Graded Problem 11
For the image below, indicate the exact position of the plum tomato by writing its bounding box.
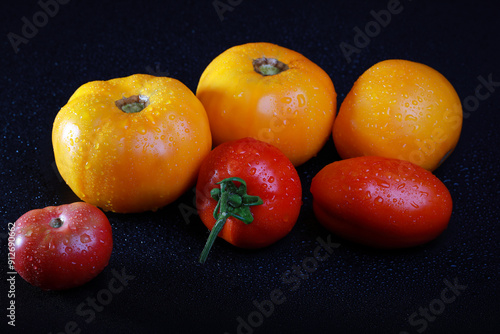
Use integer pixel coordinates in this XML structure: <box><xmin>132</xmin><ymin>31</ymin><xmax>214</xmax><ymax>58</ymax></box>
<box><xmin>310</xmin><ymin>156</ymin><xmax>452</xmax><ymax>248</ymax></box>
<box><xmin>196</xmin><ymin>137</ymin><xmax>302</xmax><ymax>263</ymax></box>
<box><xmin>13</xmin><ymin>202</ymin><xmax>113</xmax><ymax>290</ymax></box>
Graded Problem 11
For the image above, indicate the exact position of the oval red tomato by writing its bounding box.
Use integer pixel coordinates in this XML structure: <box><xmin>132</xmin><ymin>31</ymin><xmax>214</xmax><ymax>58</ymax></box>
<box><xmin>310</xmin><ymin>156</ymin><xmax>452</xmax><ymax>248</ymax></box>
<box><xmin>13</xmin><ymin>202</ymin><xmax>113</xmax><ymax>290</ymax></box>
<box><xmin>196</xmin><ymin>137</ymin><xmax>302</xmax><ymax>262</ymax></box>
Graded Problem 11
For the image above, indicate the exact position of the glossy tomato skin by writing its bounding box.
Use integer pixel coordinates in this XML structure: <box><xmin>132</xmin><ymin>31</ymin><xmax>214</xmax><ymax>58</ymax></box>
<box><xmin>53</xmin><ymin>74</ymin><xmax>212</xmax><ymax>213</ymax></box>
<box><xmin>310</xmin><ymin>156</ymin><xmax>452</xmax><ymax>248</ymax></box>
<box><xmin>333</xmin><ymin>59</ymin><xmax>462</xmax><ymax>171</ymax></box>
<box><xmin>13</xmin><ymin>202</ymin><xmax>113</xmax><ymax>290</ymax></box>
<box><xmin>196</xmin><ymin>137</ymin><xmax>302</xmax><ymax>248</ymax></box>
<box><xmin>196</xmin><ymin>42</ymin><xmax>336</xmax><ymax>166</ymax></box>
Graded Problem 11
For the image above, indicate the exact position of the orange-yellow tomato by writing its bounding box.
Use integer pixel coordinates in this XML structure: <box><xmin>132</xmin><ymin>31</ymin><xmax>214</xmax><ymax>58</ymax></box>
<box><xmin>333</xmin><ymin>59</ymin><xmax>462</xmax><ymax>171</ymax></box>
<box><xmin>196</xmin><ymin>42</ymin><xmax>336</xmax><ymax>166</ymax></box>
<box><xmin>52</xmin><ymin>74</ymin><xmax>212</xmax><ymax>213</ymax></box>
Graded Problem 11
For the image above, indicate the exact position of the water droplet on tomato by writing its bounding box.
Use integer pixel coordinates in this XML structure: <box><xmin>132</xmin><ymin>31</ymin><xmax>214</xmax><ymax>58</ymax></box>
<box><xmin>410</xmin><ymin>202</ymin><xmax>420</xmax><ymax>208</ymax></box>
<box><xmin>66</xmin><ymin>247</ymin><xmax>73</xmax><ymax>253</ymax></box>
<box><xmin>268</xmin><ymin>176</ymin><xmax>275</xmax><ymax>183</ymax></box>
<box><xmin>374</xmin><ymin>196</ymin><xmax>384</xmax><ymax>205</ymax></box>
<box><xmin>379</xmin><ymin>181</ymin><xmax>390</xmax><ymax>188</ymax></box>
<box><xmin>80</xmin><ymin>234</ymin><xmax>91</xmax><ymax>244</ymax></box>
<box><xmin>249</xmin><ymin>168</ymin><xmax>256</xmax><ymax>175</ymax></box>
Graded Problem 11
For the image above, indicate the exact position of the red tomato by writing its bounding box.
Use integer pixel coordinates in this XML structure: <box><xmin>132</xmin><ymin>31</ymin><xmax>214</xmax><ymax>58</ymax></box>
<box><xmin>196</xmin><ymin>137</ymin><xmax>302</xmax><ymax>263</ymax></box>
<box><xmin>13</xmin><ymin>202</ymin><xmax>113</xmax><ymax>290</ymax></box>
<box><xmin>310</xmin><ymin>156</ymin><xmax>452</xmax><ymax>248</ymax></box>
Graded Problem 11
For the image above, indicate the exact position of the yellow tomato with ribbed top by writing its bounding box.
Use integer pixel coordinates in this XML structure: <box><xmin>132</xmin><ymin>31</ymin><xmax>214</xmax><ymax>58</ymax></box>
<box><xmin>52</xmin><ymin>74</ymin><xmax>212</xmax><ymax>213</ymax></box>
<box><xmin>196</xmin><ymin>42</ymin><xmax>336</xmax><ymax>166</ymax></box>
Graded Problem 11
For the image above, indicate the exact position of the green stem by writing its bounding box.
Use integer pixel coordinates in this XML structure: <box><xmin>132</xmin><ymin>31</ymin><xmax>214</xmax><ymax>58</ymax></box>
<box><xmin>199</xmin><ymin>213</ymin><xmax>228</xmax><ymax>264</ymax></box>
<box><xmin>199</xmin><ymin>177</ymin><xmax>263</xmax><ymax>264</ymax></box>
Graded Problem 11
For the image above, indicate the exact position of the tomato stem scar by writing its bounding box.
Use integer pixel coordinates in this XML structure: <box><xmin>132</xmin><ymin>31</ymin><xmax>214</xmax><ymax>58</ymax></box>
<box><xmin>199</xmin><ymin>177</ymin><xmax>263</xmax><ymax>264</ymax></box>
<box><xmin>253</xmin><ymin>57</ymin><xmax>289</xmax><ymax>76</ymax></box>
<box><xmin>49</xmin><ymin>217</ymin><xmax>64</xmax><ymax>228</ymax></box>
<box><xmin>115</xmin><ymin>95</ymin><xmax>149</xmax><ymax>113</ymax></box>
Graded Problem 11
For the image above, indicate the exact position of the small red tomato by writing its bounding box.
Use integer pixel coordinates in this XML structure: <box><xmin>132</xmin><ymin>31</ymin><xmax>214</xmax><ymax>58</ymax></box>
<box><xmin>13</xmin><ymin>202</ymin><xmax>113</xmax><ymax>290</ymax></box>
<box><xmin>196</xmin><ymin>137</ymin><xmax>302</xmax><ymax>263</ymax></box>
<box><xmin>310</xmin><ymin>156</ymin><xmax>452</xmax><ymax>248</ymax></box>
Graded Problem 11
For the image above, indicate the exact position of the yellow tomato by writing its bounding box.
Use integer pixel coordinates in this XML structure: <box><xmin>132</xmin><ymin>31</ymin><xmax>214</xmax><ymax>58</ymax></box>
<box><xmin>196</xmin><ymin>42</ymin><xmax>336</xmax><ymax>166</ymax></box>
<box><xmin>52</xmin><ymin>74</ymin><xmax>212</xmax><ymax>213</ymax></box>
<box><xmin>333</xmin><ymin>59</ymin><xmax>462</xmax><ymax>171</ymax></box>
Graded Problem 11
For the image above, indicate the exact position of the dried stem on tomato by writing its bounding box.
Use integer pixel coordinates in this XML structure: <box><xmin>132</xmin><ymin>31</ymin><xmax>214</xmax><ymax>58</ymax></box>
<box><xmin>199</xmin><ymin>177</ymin><xmax>263</xmax><ymax>264</ymax></box>
<box><xmin>115</xmin><ymin>95</ymin><xmax>149</xmax><ymax>113</ymax></box>
<box><xmin>252</xmin><ymin>57</ymin><xmax>289</xmax><ymax>76</ymax></box>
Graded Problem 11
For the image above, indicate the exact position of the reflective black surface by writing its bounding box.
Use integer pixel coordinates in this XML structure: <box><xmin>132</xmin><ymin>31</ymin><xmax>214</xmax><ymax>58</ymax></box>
<box><xmin>1</xmin><ymin>0</ymin><xmax>499</xmax><ymax>333</ymax></box>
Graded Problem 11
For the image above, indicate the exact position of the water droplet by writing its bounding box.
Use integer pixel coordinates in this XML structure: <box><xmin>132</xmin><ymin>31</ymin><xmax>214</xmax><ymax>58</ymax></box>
<box><xmin>365</xmin><ymin>191</ymin><xmax>372</xmax><ymax>200</ymax></box>
<box><xmin>80</xmin><ymin>234</ymin><xmax>91</xmax><ymax>244</ymax></box>
<box><xmin>410</xmin><ymin>202</ymin><xmax>420</xmax><ymax>208</ymax></box>
<box><xmin>405</xmin><ymin>115</ymin><xmax>417</xmax><ymax>121</ymax></box>
<box><xmin>249</xmin><ymin>168</ymin><xmax>256</xmax><ymax>175</ymax></box>
<box><xmin>169</xmin><ymin>114</ymin><xmax>175</xmax><ymax>120</ymax></box>
<box><xmin>66</xmin><ymin>247</ymin><xmax>73</xmax><ymax>253</ymax></box>
<box><xmin>397</xmin><ymin>183</ymin><xmax>406</xmax><ymax>190</ymax></box>
<box><xmin>268</xmin><ymin>176</ymin><xmax>275</xmax><ymax>183</ymax></box>
<box><xmin>297</xmin><ymin>94</ymin><xmax>306</xmax><ymax>107</ymax></box>
<box><xmin>374</xmin><ymin>196</ymin><xmax>384</xmax><ymax>205</ymax></box>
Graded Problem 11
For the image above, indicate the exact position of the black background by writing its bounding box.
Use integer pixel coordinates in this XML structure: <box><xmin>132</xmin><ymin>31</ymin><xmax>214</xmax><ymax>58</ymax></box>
<box><xmin>1</xmin><ymin>0</ymin><xmax>499</xmax><ymax>333</ymax></box>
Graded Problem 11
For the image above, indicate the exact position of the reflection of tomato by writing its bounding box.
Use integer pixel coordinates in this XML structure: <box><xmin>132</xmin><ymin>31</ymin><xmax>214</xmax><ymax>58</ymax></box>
<box><xmin>13</xmin><ymin>202</ymin><xmax>113</xmax><ymax>290</ymax></box>
<box><xmin>53</xmin><ymin>74</ymin><xmax>212</xmax><ymax>213</ymax></box>
<box><xmin>311</xmin><ymin>156</ymin><xmax>452</xmax><ymax>248</ymax></box>
<box><xmin>333</xmin><ymin>59</ymin><xmax>462</xmax><ymax>171</ymax></box>
<box><xmin>196</xmin><ymin>137</ymin><xmax>302</xmax><ymax>263</ymax></box>
<box><xmin>196</xmin><ymin>42</ymin><xmax>336</xmax><ymax>166</ymax></box>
